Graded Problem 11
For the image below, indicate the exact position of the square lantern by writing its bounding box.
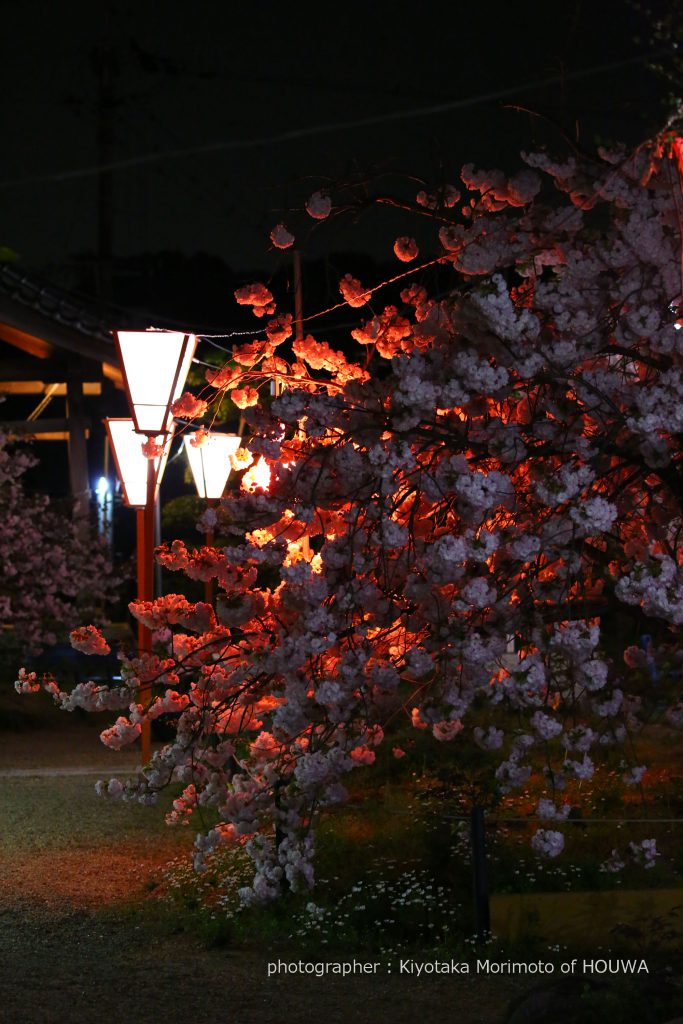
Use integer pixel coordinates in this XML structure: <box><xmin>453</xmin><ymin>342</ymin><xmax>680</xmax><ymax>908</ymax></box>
<box><xmin>185</xmin><ymin>431</ymin><xmax>241</xmax><ymax>500</ymax></box>
<box><xmin>113</xmin><ymin>329</ymin><xmax>197</xmax><ymax>434</ymax></box>
<box><xmin>105</xmin><ymin>418</ymin><xmax>174</xmax><ymax>509</ymax></box>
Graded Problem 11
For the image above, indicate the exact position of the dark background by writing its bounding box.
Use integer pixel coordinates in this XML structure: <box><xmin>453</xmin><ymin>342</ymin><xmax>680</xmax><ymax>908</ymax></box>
<box><xmin>0</xmin><ymin>1</ymin><xmax>673</xmax><ymax>306</ymax></box>
<box><xmin>0</xmin><ymin>0</ymin><xmax>678</xmax><ymax>515</ymax></box>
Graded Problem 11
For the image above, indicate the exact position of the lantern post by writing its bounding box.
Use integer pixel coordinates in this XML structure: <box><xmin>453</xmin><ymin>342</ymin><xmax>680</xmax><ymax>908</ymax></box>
<box><xmin>185</xmin><ymin>431</ymin><xmax>240</xmax><ymax>604</ymax></box>
<box><xmin>104</xmin><ymin>417</ymin><xmax>175</xmax><ymax>764</ymax></box>
<box><xmin>108</xmin><ymin>329</ymin><xmax>197</xmax><ymax>764</ymax></box>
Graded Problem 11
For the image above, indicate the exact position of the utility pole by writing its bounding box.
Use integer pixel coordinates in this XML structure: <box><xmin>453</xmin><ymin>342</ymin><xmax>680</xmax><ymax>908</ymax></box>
<box><xmin>91</xmin><ymin>30</ymin><xmax>117</xmax><ymax>533</ymax></box>
<box><xmin>292</xmin><ymin>250</ymin><xmax>310</xmax><ymax>562</ymax></box>
<box><xmin>293</xmin><ymin>249</ymin><xmax>304</xmax><ymax>345</ymax></box>
<box><xmin>93</xmin><ymin>38</ymin><xmax>117</xmax><ymax>307</ymax></box>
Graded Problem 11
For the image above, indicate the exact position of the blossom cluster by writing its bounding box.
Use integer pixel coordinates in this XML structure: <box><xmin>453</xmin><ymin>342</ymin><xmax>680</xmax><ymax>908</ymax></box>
<box><xmin>0</xmin><ymin>427</ymin><xmax>122</xmax><ymax>655</ymax></box>
<box><xmin>20</xmin><ymin>138</ymin><xmax>683</xmax><ymax>896</ymax></box>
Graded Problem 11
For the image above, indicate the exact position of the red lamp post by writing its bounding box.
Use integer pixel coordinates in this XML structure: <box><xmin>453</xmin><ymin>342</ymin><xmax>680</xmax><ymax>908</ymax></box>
<box><xmin>105</xmin><ymin>417</ymin><xmax>174</xmax><ymax>765</ymax></box>
<box><xmin>108</xmin><ymin>329</ymin><xmax>197</xmax><ymax>764</ymax></box>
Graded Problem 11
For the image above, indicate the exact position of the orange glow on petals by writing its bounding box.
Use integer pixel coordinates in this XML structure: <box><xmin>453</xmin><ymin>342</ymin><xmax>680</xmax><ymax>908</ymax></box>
<box><xmin>241</xmin><ymin>456</ymin><xmax>272</xmax><ymax>493</ymax></box>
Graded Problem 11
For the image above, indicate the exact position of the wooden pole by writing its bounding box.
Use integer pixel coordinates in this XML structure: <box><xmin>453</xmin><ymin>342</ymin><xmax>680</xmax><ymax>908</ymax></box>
<box><xmin>292</xmin><ymin>250</ymin><xmax>311</xmax><ymax>562</ymax></box>
<box><xmin>204</xmin><ymin>498</ymin><xmax>217</xmax><ymax>606</ymax></box>
<box><xmin>293</xmin><ymin>249</ymin><xmax>304</xmax><ymax>345</ymax></box>
<box><xmin>136</xmin><ymin>457</ymin><xmax>155</xmax><ymax>766</ymax></box>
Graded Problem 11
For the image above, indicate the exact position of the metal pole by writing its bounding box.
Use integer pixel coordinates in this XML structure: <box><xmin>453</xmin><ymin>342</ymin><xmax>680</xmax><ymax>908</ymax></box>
<box><xmin>471</xmin><ymin>804</ymin><xmax>490</xmax><ymax>939</ymax></box>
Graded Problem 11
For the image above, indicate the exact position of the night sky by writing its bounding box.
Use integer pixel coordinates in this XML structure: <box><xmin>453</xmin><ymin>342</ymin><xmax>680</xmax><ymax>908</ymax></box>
<box><xmin>0</xmin><ymin>0</ymin><xmax>669</xmax><ymax>291</ymax></box>
<box><xmin>0</xmin><ymin>1</ymin><xmax>676</xmax><ymax>546</ymax></box>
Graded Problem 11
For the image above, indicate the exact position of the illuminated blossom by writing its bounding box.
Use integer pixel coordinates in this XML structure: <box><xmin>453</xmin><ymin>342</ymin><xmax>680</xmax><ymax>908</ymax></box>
<box><xmin>141</xmin><ymin>437</ymin><xmax>163</xmax><ymax>459</ymax></box>
<box><xmin>231</xmin><ymin>447</ymin><xmax>254</xmax><ymax>470</ymax></box>
<box><xmin>14</xmin><ymin>668</ymin><xmax>40</xmax><ymax>694</ymax></box>
<box><xmin>231</xmin><ymin>387</ymin><xmax>260</xmax><ymax>409</ymax></box>
<box><xmin>536</xmin><ymin>799</ymin><xmax>571</xmax><ymax>821</ymax></box>
<box><xmin>416</xmin><ymin>190</ymin><xmax>437</xmax><ymax>209</ymax></box>
<box><xmin>234</xmin><ymin>282</ymin><xmax>276</xmax><ymax>317</ymax></box>
<box><xmin>171</xmin><ymin>392</ymin><xmax>208</xmax><ymax>419</ymax></box>
<box><xmin>100</xmin><ymin>716</ymin><xmax>142</xmax><ymax>751</ymax></box>
<box><xmin>266</xmin><ymin>314</ymin><xmax>293</xmax><ymax>344</ymax></box>
<box><xmin>305</xmin><ymin>191</ymin><xmax>332</xmax><ymax>219</ymax></box>
<box><xmin>393</xmin><ymin>236</ymin><xmax>419</xmax><ymax>262</ymax></box>
<box><xmin>339</xmin><ymin>274</ymin><xmax>369</xmax><ymax>308</ymax></box>
<box><xmin>189</xmin><ymin>427</ymin><xmax>209</xmax><ymax>448</ymax></box>
<box><xmin>623</xmin><ymin>765</ymin><xmax>647</xmax><ymax>786</ymax></box>
<box><xmin>70</xmin><ymin>626</ymin><xmax>111</xmax><ymax>656</ymax></box>
<box><xmin>630</xmin><ymin>838</ymin><xmax>658</xmax><ymax>869</ymax></box>
<box><xmin>20</xmin><ymin>140</ymin><xmax>683</xmax><ymax>903</ymax></box>
<box><xmin>241</xmin><ymin>456</ymin><xmax>271</xmax><ymax>493</ymax></box>
<box><xmin>0</xmin><ymin>427</ymin><xmax>121</xmax><ymax>656</ymax></box>
<box><xmin>531</xmin><ymin>829</ymin><xmax>565</xmax><ymax>858</ymax></box>
<box><xmin>270</xmin><ymin>223</ymin><xmax>295</xmax><ymax>249</ymax></box>
<box><xmin>432</xmin><ymin>720</ymin><xmax>463</xmax><ymax>741</ymax></box>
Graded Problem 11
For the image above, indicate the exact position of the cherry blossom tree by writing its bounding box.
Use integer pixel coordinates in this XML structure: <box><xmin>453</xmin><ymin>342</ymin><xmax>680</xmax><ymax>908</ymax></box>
<box><xmin>0</xmin><ymin>427</ymin><xmax>121</xmax><ymax>656</ymax></box>
<box><xmin>19</xmin><ymin>133</ymin><xmax>683</xmax><ymax>900</ymax></box>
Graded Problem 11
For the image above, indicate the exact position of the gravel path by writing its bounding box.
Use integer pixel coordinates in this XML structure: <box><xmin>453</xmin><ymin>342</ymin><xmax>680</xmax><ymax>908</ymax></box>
<box><xmin>0</xmin><ymin>714</ymin><xmax>145</xmax><ymax>774</ymax></box>
<box><xmin>0</xmin><ymin>905</ymin><xmax>522</xmax><ymax>1024</ymax></box>
<box><xmin>0</xmin><ymin>719</ymin><xmax>521</xmax><ymax>1023</ymax></box>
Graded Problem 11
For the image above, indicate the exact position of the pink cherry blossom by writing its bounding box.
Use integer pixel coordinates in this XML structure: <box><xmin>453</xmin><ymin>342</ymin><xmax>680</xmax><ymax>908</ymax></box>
<box><xmin>171</xmin><ymin>392</ymin><xmax>209</xmax><ymax>419</ymax></box>
<box><xmin>270</xmin><ymin>223</ymin><xmax>295</xmax><ymax>249</ymax></box>
<box><xmin>393</xmin><ymin>236</ymin><xmax>419</xmax><ymax>262</ymax></box>
<box><xmin>70</xmin><ymin>625</ymin><xmax>111</xmax><ymax>656</ymax></box>
<box><xmin>20</xmin><ymin>137</ymin><xmax>683</xmax><ymax>903</ymax></box>
<box><xmin>305</xmin><ymin>191</ymin><xmax>332</xmax><ymax>220</ymax></box>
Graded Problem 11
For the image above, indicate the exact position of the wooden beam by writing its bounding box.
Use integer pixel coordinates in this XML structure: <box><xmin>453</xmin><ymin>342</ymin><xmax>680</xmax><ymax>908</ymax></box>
<box><xmin>0</xmin><ymin>323</ymin><xmax>53</xmax><ymax>358</ymax></box>
<box><xmin>0</xmin><ymin>294</ymin><xmax>119</xmax><ymax>368</ymax></box>
<box><xmin>19</xmin><ymin>430</ymin><xmax>91</xmax><ymax>442</ymax></box>
<box><xmin>0</xmin><ymin>381</ymin><xmax>50</xmax><ymax>394</ymax></box>
<box><xmin>102</xmin><ymin>360</ymin><xmax>123</xmax><ymax>388</ymax></box>
<box><xmin>0</xmin><ymin>381</ymin><xmax>102</xmax><ymax>395</ymax></box>
<box><xmin>27</xmin><ymin>382</ymin><xmax>60</xmax><ymax>422</ymax></box>
<box><xmin>2</xmin><ymin>418</ymin><xmax>91</xmax><ymax>435</ymax></box>
<box><xmin>0</xmin><ymin>356</ymin><xmax>101</xmax><ymax>382</ymax></box>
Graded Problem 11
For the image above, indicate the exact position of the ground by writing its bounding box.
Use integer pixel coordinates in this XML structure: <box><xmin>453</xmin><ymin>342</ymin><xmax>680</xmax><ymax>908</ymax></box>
<box><xmin>0</xmin><ymin>709</ymin><xmax>523</xmax><ymax>1024</ymax></box>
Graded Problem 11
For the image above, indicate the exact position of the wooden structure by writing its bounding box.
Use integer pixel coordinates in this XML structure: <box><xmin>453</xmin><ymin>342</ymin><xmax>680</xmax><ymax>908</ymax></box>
<box><xmin>0</xmin><ymin>264</ymin><xmax>128</xmax><ymax>513</ymax></box>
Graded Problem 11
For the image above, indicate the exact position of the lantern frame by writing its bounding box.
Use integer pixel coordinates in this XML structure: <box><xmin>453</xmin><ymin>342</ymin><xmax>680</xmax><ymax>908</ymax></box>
<box><xmin>185</xmin><ymin>431</ymin><xmax>241</xmax><ymax>500</ymax></box>
<box><xmin>104</xmin><ymin>417</ymin><xmax>174</xmax><ymax>509</ymax></box>
<box><xmin>113</xmin><ymin>329</ymin><xmax>197</xmax><ymax>436</ymax></box>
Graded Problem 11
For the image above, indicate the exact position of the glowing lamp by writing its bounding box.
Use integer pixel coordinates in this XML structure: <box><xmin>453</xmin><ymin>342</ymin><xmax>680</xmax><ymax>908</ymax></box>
<box><xmin>185</xmin><ymin>431</ymin><xmax>240</xmax><ymax>500</ymax></box>
<box><xmin>242</xmin><ymin>455</ymin><xmax>272</xmax><ymax>493</ymax></box>
<box><xmin>104</xmin><ymin>418</ymin><xmax>174</xmax><ymax>509</ymax></box>
<box><xmin>113</xmin><ymin>329</ymin><xmax>197</xmax><ymax>434</ymax></box>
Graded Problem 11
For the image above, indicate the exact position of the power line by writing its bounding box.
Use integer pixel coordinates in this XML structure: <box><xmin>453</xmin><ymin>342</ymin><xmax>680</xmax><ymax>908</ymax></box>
<box><xmin>0</xmin><ymin>50</ymin><xmax>668</xmax><ymax>190</ymax></box>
